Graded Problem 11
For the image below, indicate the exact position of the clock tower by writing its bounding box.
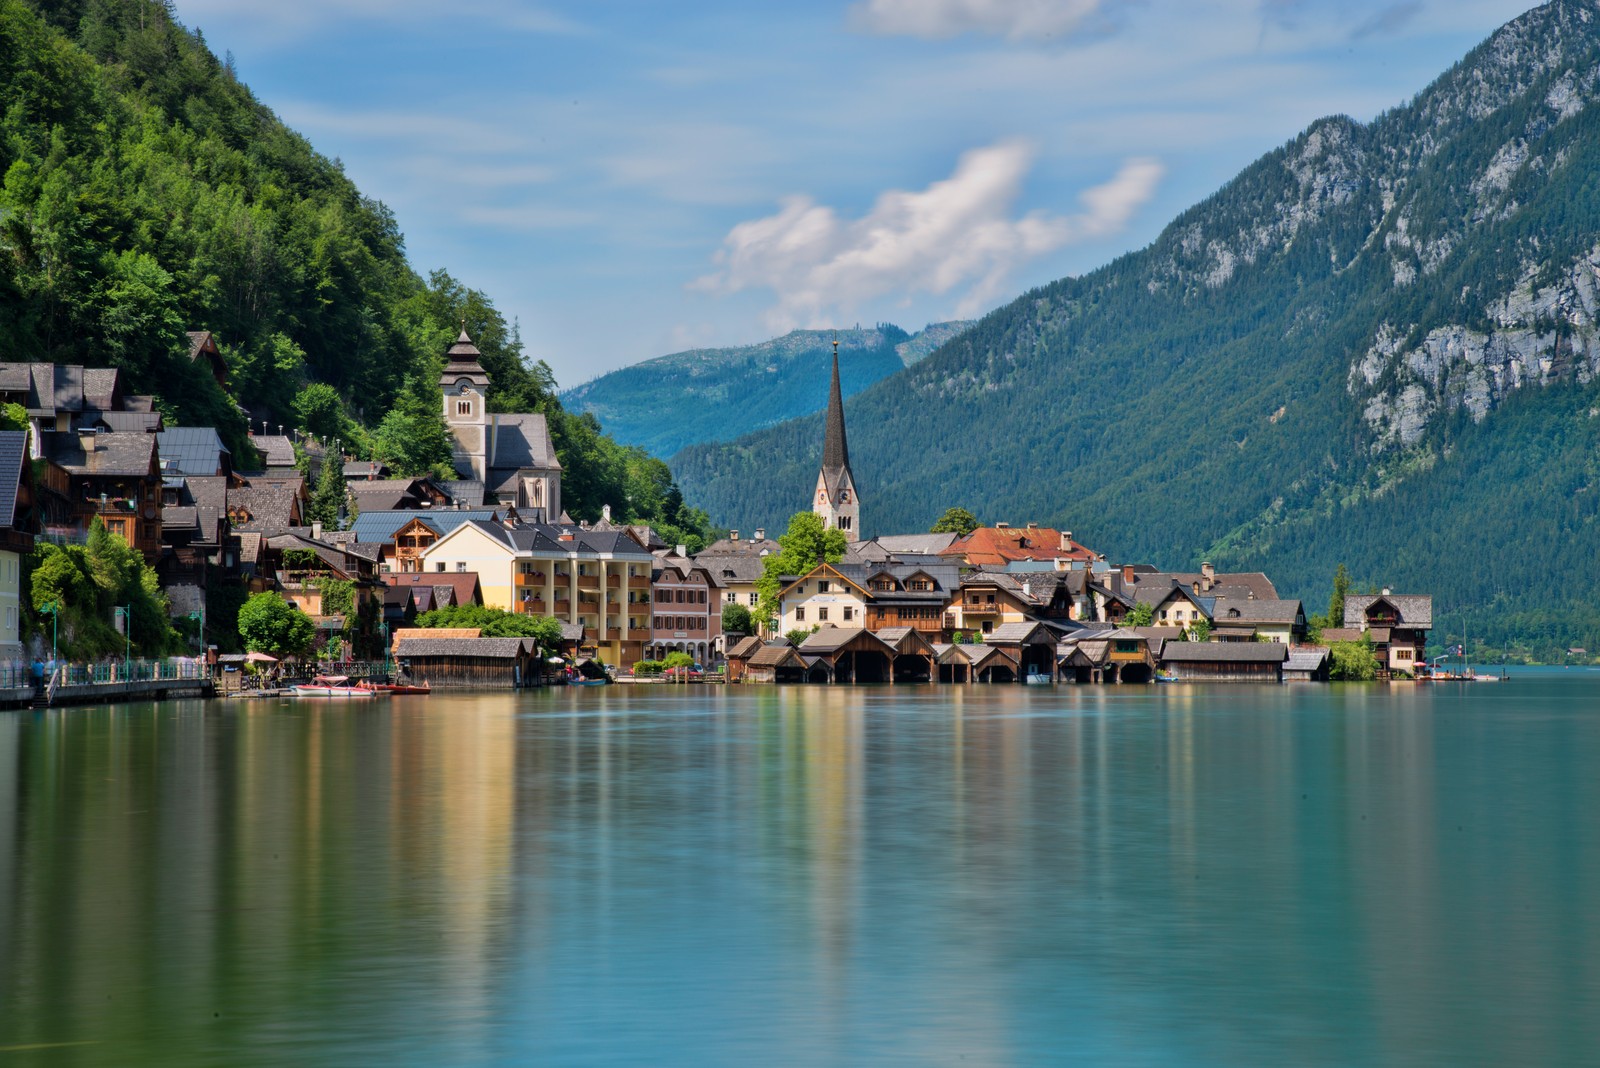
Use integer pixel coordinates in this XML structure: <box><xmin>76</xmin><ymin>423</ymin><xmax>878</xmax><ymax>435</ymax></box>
<box><xmin>812</xmin><ymin>337</ymin><xmax>860</xmax><ymax>541</ymax></box>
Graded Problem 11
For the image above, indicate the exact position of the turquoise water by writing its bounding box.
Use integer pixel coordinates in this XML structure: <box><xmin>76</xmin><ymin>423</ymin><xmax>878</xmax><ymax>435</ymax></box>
<box><xmin>2</xmin><ymin>672</ymin><xmax>1598</xmax><ymax>1065</ymax></box>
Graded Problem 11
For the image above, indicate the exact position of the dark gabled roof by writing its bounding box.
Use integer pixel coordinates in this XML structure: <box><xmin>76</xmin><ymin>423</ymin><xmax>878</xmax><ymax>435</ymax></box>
<box><xmin>727</xmin><ymin>636</ymin><xmax>765</xmax><ymax>660</ymax></box>
<box><xmin>491</xmin><ymin>414</ymin><xmax>560</xmax><ymax>470</ymax></box>
<box><xmin>248</xmin><ymin>435</ymin><xmax>297</xmax><ymax>469</ymax></box>
<box><xmin>1132</xmin><ymin>571</ymin><xmax>1279</xmax><ymax>601</ymax></box>
<box><xmin>434</xmin><ymin>479</ymin><xmax>486</xmax><ymax>507</ymax></box>
<box><xmin>229</xmin><ymin>481</ymin><xmax>302</xmax><ymax>533</ymax></box>
<box><xmin>798</xmin><ymin>626</ymin><xmax>891</xmax><ymax>656</ymax></box>
<box><xmin>396</xmin><ymin>637</ymin><xmax>533</xmax><ymax>659</ymax></box>
<box><xmin>161</xmin><ymin>505</ymin><xmax>198</xmax><ymax>532</ymax></box>
<box><xmin>1211</xmin><ymin>598</ymin><xmax>1303</xmax><ymax>625</ymax></box>
<box><xmin>1286</xmin><ymin>649</ymin><xmax>1330</xmax><ymax>671</ymax></box>
<box><xmin>442</xmin><ymin>329</ymin><xmax>491</xmax><ymax>384</ymax></box>
<box><xmin>700</xmin><ymin>553</ymin><xmax>766</xmax><ymax>584</ymax></box>
<box><xmin>698</xmin><ymin>536</ymin><xmax>780</xmax><ymax>557</ymax></box>
<box><xmin>0</xmin><ymin>430</ymin><xmax>28</xmax><ymax>529</ymax></box>
<box><xmin>41</xmin><ymin>430</ymin><xmax>159</xmax><ymax>477</ymax></box>
<box><xmin>1161</xmin><ymin>642</ymin><xmax>1289</xmax><ymax>663</ymax></box>
<box><xmin>93</xmin><ymin>411</ymin><xmax>162</xmax><ymax>433</ymax></box>
<box><xmin>342</xmin><ymin>460</ymin><xmax>388</xmax><ymax>480</ymax></box>
<box><xmin>1345</xmin><ymin>595</ymin><xmax>1433</xmax><ymax>628</ymax></box>
<box><xmin>157</xmin><ymin>427</ymin><xmax>231</xmax><ymax>476</ymax></box>
<box><xmin>984</xmin><ymin>621</ymin><xmax>1057</xmax><ymax>645</ymax></box>
<box><xmin>749</xmin><ymin>643</ymin><xmax>805</xmax><ymax>668</ymax></box>
<box><xmin>347</xmin><ymin>489</ymin><xmax>416</xmax><ymax>511</ymax></box>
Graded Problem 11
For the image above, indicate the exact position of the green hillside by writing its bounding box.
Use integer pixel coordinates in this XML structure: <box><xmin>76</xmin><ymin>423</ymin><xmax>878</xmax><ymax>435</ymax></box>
<box><xmin>672</xmin><ymin>1</ymin><xmax>1600</xmax><ymax>657</ymax></box>
<box><xmin>560</xmin><ymin>321</ymin><xmax>970</xmax><ymax>457</ymax></box>
<box><xmin>0</xmin><ymin>0</ymin><xmax>710</xmax><ymax>545</ymax></box>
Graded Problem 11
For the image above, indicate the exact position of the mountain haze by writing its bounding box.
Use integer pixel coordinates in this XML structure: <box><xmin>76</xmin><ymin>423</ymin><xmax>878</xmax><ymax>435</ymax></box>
<box><xmin>673</xmin><ymin>1</ymin><xmax>1600</xmax><ymax>655</ymax></box>
<box><xmin>560</xmin><ymin>322</ymin><xmax>970</xmax><ymax>457</ymax></box>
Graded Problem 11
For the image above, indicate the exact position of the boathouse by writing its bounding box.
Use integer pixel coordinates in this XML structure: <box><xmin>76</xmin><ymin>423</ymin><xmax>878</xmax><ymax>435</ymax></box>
<box><xmin>393</xmin><ymin>636</ymin><xmax>540</xmax><ymax>688</ymax></box>
<box><xmin>1160</xmin><ymin>641</ymin><xmax>1287</xmax><ymax>682</ymax></box>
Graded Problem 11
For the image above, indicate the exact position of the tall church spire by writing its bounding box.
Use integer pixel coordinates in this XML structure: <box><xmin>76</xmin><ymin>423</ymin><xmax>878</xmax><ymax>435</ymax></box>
<box><xmin>813</xmin><ymin>335</ymin><xmax>861</xmax><ymax>540</ymax></box>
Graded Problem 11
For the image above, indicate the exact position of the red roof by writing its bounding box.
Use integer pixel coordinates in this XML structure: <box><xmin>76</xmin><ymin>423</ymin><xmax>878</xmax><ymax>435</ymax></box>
<box><xmin>939</xmin><ymin>525</ymin><xmax>1098</xmax><ymax>566</ymax></box>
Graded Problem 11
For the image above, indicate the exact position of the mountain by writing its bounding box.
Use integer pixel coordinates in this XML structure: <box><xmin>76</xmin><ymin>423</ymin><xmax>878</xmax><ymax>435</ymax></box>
<box><xmin>672</xmin><ymin>1</ymin><xmax>1600</xmax><ymax>657</ymax></box>
<box><xmin>560</xmin><ymin>321</ymin><xmax>970</xmax><ymax>457</ymax></box>
<box><xmin>0</xmin><ymin>0</ymin><xmax>712</xmax><ymax>545</ymax></box>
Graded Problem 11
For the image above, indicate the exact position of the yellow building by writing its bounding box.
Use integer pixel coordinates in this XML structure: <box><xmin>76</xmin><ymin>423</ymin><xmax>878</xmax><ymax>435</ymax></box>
<box><xmin>420</xmin><ymin>519</ymin><xmax>654</xmax><ymax>666</ymax></box>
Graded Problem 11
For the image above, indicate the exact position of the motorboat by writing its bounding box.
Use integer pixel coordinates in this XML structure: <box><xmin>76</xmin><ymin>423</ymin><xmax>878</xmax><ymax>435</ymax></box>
<box><xmin>293</xmin><ymin>675</ymin><xmax>380</xmax><ymax>698</ymax></box>
<box><xmin>358</xmin><ymin>679</ymin><xmax>432</xmax><ymax>695</ymax></box>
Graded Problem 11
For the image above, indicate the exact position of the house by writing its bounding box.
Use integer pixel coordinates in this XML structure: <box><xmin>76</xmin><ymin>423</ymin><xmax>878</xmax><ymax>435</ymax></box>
<box><xmin>743</xmin><ymin>642</ymin><xmax>810</xmax><ymax>684</ymax></box>
<box><xmin>1209</xmin><ymin>598</ymin><xmax>1307</xmax><ymax>644</ymax></box>
<box><xmin>418</xmin><ymin>518</ymin><xmax>654</xmax><ymax>666</ymax></box>
<box><xmin>724</xmin><ymin>635</ymin><xmax>765</xmax><ymax>682</ymax></box>
<box><xmin>346</xmin><ymin>477</ymin><xmax>452</xmax><ymax>513</ymax></box>
<box><xmin>38</xmin><ymin>429</ymin><xmax>164</xmax><ymax>559</ymax></box>
<box><xmin>0</xmin><ymin>431</ymin><xmax>36</xmax><ymax>659</ymax></box>
<box><xmin>796</xmin><ymin>626</ymin><xmax>899</xmax><ymax>683</ymax></box>
<box><xmin>186</xmin><ymin>331</ymin><xmax>228</xmax><ymax>389</ymax></box>
<box><xmin>777</xmin><ymin>563</ymin><xmax>872</xmax><ymax>633</ymax></box>
<box><xmin>1284</xmin><ymin>648</ymin><xmax>1331</xmax><ymax>682</ymax></box>
<box><xmin>1161</xmin><ymin>641</ymin><xmax>1288</xmax><ymax>681</ymax></box>
<box><xmin>944</xmin><ymin>572</ymin><xmax>1039</xmax><ymax>638</ymax></box>
<box><xmin>1123</xmin><ymin>562</ymin><xmax>1279</xmax><ymax>602</ymax></box>
<box><xmin>939</xmin><ymin>522</ymin><xmax>1100</xmax><ymax>568</ymax></box>
<box><xmin>1133</xmin><ymin>581</ymin><xmax>1214</xmax><ymax>631</ymax></box>
<box><xmin>695</xmin><ymin>527</ymin><xmax>777</xmax><ymax>622</ymax></box>
<box><xmin>649</xmin><ymin>551</ymin><xmax>721</xmax><ymax>664</ymax></box>
<box><xmin>1344</xmin><ymin>593</ymin><xmax>1433</xmax><ymax>676</ymax></box>
<box><xmin>155</xmin><ymin>473</ymin><xmax>230</xmax><ymax>617</ymax></box>
<box><xmin>245</xmin><ymin>433</ymin><xmax>298</xmax><ymax>475</ymax></box>
<box><xmin>857</xmin><ymin>561</ymin><xmax>963</xmax><ymax>639</ymax></box>
<box><xmin>0</xmin><ymin>362</ymin><xmax>162</xmax><ymax>456</ymax></box>
<box><xmin>157</xmin><ymin>427</ymin><xmax>232</xmax><ymax>478</ymax></box>
<box><xmin>346</xmin><ymin>508</ymin><xmax>503</xmax><ymax>573</ymax></box>
<box><xmin>981</xmin><ymin>621</ymin><xmax>1062</xmax><ymax>681</ymax></box>
<box><xmin>227</xmin><ymin>476</ymin><xmax>306</xmax><ymax>536</ymax></box>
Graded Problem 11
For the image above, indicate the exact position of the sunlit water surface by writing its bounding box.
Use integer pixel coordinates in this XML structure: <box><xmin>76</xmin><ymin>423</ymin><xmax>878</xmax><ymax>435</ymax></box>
<box><xmin>3</xmin><ymin>672</ymin><xmax>1599</xmax><ymax>1066</ymax></box>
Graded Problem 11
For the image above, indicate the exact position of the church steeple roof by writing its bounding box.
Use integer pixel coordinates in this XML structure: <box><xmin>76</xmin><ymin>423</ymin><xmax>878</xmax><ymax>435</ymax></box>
<box><xmin>442</xmin><ymin>327</ymin><xmax>490</xmax><ymax>385</ymax></box>
<box><xmin>822</xmin><ymin>337</ymin><xmax>850</xmax><ymax>476</ymax></box>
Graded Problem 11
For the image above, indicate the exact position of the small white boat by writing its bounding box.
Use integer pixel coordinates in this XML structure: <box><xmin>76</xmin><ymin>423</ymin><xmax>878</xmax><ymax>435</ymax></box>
<box><xmin>1025</xmin><ymin>672</ymin><xmax>1055</xmax><ymax>685</ymax></box>
<box><xmin>292</xmin><ymin>675</ymin><xmax>379</xmax><ymax>698</ymax></box>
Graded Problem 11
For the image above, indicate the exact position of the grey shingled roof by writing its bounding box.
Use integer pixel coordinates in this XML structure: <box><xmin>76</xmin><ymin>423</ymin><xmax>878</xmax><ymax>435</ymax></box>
<box><xmin>435</xmin><ymin>480</ymin><xmax>486</xmax><ymax>507</ymax></box>
<box><xmin>491</xmin><ymin>414</ymin><xmax>560</xmax><ymax>469</ymax></box>
<box><xmin>1344</xmin><ymin>595</ymin><xmax>1433</xmax><ymax>628</ymax></box>
<box><xmin>749</xmin><ymin>644</ymin><xmax>804</xmax><ymax>668</ymax></box>
<box><xmin>1286</xmin><ymin>649</ymin><xmax>1329</xmax><ymax>671</ymax></box>
<box><xmin>396</xmin><ymin>637</ymin><xmax>533</xmax><ymax>659</ymax></box>
<box><xmin>1211</xmin><ymin>598</ymin><xmax>1303</xmax><ymax>625</ymax></box>
<box><xmin>727</xmin><ymin>636</ymin><xmax>765</xmax><ymax>659</ymax></box>
<box><xmin>0</xmin><ymin>430</ymin><xmax>27</xmax><ymax>529</ymax></box>
<box><xmin>41</xmin><ymin>430</ymin><xmax>158</xmax><ymax>477</ymax></box>
<box><xmin>985</xmin><ymin>621</ymin><xmax>1056</xmax><ymax>644</ymax></box>
<box><xmin>345</xmin><ymin>507</ymin><xmax>504</xmax><ymax>545</ymax></box>
<box><xmin>94</xmin><ymin>411</ymin><xmax>162</xmax><ymax>433</ymax></box>
<box><xmin>229</xmin><ymin>481</ymin><xmax>302</xmax><ymax>533</ymax></box>
<box><xmin>250</xmin><ymin>435</ymin><xmax>297</xmax><ymax>468</ymax></box>
<box><xmin>1161</xmin><ymin>642</ymin><xmax>1288</xmax><ymax>663</ymax></box>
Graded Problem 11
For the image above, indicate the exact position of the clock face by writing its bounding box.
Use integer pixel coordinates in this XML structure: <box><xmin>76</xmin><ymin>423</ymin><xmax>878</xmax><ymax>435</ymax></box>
<box><xmin>840</xmin><ymin>490</ymin><xmax>850</xmax><ymax>503</ymax></box>
<box><xmin>818</xmin><ymin>490</ymin><xmax>827</xmax><ymax>504</ymax></box>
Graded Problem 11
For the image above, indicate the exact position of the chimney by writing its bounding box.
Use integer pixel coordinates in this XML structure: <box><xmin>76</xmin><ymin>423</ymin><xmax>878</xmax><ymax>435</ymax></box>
<box><xmin>730</xmin><ymin>529</ymin><xmax>740</xmax><ymax>542</ymax></box>
<box><xmin>754</xmin><ymin>528</ymin><xmax>765</xmax><ymax>541</ymax></box>
<box><xmin>1061</xmin><ymin>531</ymin><xmax>1074</xmax><ymax>551</ymax></box>
<box><xmin>311</xmin><ymin>521</ymin><xmax>323</xmax><ymax>540</ymax></box>
<box><xmin>1022</xmin><ymin>580</ymin><xmax>1032</xmax><ymax>598</ymax></box>
<box><xmin>1122</xmin><ymin>564</ymin><xmax>1136</xmax><ymax>585</ymax></box>
<box><xmin>1026</xmin><ymin>521</ymin><xmax>1038</xmax><ymax>530</ymax></box>
<box><xmin>1201</xmin><ymin>561</ymin><xmax>1215</xmax><ymax>592</ymax></box>
<box><xmin>996</xmin><ymin>521</ymin><xmax>1010</xmax><ymax>529</ymax></box>
<box><xmin>677</xmin><ymin>543</ymin><xmax>687</xmax><ymax>558</ymax></box>
<box><xmin>602</xmin><ymin>503</ymin><xmax>612</xmax><ymax>522</ymax></box>
<box><xmin>1381</xmin><ymin>587</ymin><xmax>1391</xmax><ymax>596</ymax></box>
<box><xmin>77</xmin><ymin>427</ymin><xmax>97</xmax><ymax>452</ymax></box>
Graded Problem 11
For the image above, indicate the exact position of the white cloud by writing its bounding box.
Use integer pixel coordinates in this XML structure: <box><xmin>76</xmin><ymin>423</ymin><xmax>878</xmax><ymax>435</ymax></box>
<box><xmin>849</xmin><ymin>0</ymin><xmax>1106</xmax><ymax>40</ymax></box>
<box><xmin>692</xmin><ymin>141</ymin><xmax>1161</xmax><ymax>330</ymax></box>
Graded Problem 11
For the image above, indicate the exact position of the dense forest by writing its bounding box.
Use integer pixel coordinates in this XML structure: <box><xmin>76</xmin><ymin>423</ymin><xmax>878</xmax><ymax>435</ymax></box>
<box><xmin>672</xmin><ymin>1</ymin><xmax>1600</xmax><ymax>659</ymax></box>
<box><xmin>561</xmin><ymin>321</ymin><xmax>970</xmax><ymax>457</ymax></box>
<box><xmin>0</xmin><ymin>0</ymin><xmax>712</xmax><ymax>547</ymax></box>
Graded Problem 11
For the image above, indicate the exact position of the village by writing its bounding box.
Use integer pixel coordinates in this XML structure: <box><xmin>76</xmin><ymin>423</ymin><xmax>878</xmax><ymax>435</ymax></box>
<box><xmin>0</xmin><ymin>332</ymin><xmax>1432</xmax><ymax>698</ymax></box>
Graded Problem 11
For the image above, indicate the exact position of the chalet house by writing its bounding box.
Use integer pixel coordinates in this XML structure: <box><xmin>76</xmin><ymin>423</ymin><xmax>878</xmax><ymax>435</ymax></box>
<box><xmin>945</xmin><ymin>572</ymin><xmax>1044</xmax><ymax>638</ymax></box>
<box><xmin>1134</xmin><ymin>582</ymin><xmax>1214</xmax><ymax>631</ymax></box>
<box><xmin>347</xmin><ymin>477</ymin><xmax>452</xmax><ymax>513</ymax></box>
<box><xmin>649</xmin><ymin>551</ymin><xmax>721</xmax><ymax>664</ymax></box>
<box><xmin>1210</xmin><ymin>598</ymin><xmax>1306</xmax><ymax>643</ymax></box>
<box><xmin>186</xmin><ymin>331</ymin><xmax>228</xmax><ymax>390</ymax></box>
<box><xmin>1344</xmin><ymin>594</ymin><xmax>1433</xmax><ymax>676</ymax></box>
<box><xmin>0</xmin><ymin>431</ymin><xmax>36</xmax><ymax>659</ymax></box>
<box><xmin>1124</xmin><ymin>563</ymin><xmax>1279</xmax><ymax>602</ymax></box>
<box><xmin>724</xmin><ymin>635</ymin><xmax>765</xmax><ymax>682</ymax></box>
<box><xmin>778</xmin><ymin>563</ymin><xmax>872</xmax><ymax>633</ymax></box>
<box><xmin>155</xmin><ymin>473</ymin><xmax>229</xmax><ymax>617</ymax></box>
<box><xmin>695</xmin><ymin>528</ymin><xmax>776</xmax><ymax>618</ymax></box>
<box><xmin>858</xmin><ymin>561</ymin><xmax>962</xmax><ymax>639</ymax></box>
<box><xmin>38</xmin><ymin>429</ymin><xmax>163</xmax><ymax>559</ymax></box>
<box><xmin>346</xmin><ymin>508</ymin><xmax>503</xmax><ymax>573</ymax></box>
<box><xmin>0</xmin><ymin>362</ymin><xmax>161</xmax><ymax>456</ymax></box>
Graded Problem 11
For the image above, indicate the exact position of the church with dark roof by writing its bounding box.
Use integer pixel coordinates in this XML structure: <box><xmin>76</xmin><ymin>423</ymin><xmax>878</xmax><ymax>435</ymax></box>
<box><xmin>440</xmin><ymin>330</ymin><xmax>563</xmax><ymax>518</ymax></box>
<box><xmin>812</xmin><ymin>338</ymin><xmax>860</xmax><ymax>541</ymax></box>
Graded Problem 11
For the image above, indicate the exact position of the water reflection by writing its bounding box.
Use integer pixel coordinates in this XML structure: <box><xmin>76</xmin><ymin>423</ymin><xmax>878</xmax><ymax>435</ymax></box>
<box><xmin>1</xmin><ymin>678</ymin><xmax>1598</xmax><ymax>1065</ymax></box>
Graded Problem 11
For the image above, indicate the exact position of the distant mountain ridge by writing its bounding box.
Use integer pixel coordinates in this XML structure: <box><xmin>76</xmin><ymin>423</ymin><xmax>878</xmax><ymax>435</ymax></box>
<box><xmin>671</xmin><ymin>1</ymin><xmax>1600</xmax><ymax>656</ymax></box>
<box><xmin>560</xmin><ymin>321</ymin><xmax>969</xmax><ymax>457</ymax></box>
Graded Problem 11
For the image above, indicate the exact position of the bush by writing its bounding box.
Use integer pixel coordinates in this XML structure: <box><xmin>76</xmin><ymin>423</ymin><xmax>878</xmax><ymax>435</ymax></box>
<box><xmin>1329</xmin><ymin>640</ymin><xmax>1379</xmax><ymax>681</ymax></box>
<box><xmin>633</xmin><ymin>659</ymin><xmax>664</xmax><ymax>676</ymax></box>
<box><xmin>663</xmin><ymin>651</ymin><xmax>695</xmax><ymax>670</ymax></box>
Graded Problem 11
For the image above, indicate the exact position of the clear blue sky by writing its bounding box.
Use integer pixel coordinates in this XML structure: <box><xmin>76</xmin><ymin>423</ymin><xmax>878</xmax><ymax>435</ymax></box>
<box><xmin>174</xmin><ymin>0</ymin><xmax>1538</xmax><ymax>389</ymax></box>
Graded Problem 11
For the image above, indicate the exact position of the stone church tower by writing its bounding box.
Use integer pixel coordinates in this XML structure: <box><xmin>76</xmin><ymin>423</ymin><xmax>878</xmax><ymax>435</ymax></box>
<box><xmin>812</xmin><ymin>338</ymin><xmax>860</xmax><ymax>541</ymax></box>
<box><xmin>441</xmin><ymin>328</ymin><xmax>492</xmax><ymax>482</ymax></box>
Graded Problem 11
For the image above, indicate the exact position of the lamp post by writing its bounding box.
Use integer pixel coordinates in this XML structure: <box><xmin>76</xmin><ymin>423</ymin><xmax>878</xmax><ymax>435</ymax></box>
<box><xmin>119</xmin><ymin>605</ymin><xmax>131</xmax><ymax>675</ymax></box>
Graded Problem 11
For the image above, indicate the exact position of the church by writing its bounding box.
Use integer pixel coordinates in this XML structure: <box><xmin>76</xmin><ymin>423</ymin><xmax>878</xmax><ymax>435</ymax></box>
<box><xmin>812</xmin><ymin>337</ymin><xmax>860</xmax><ymax>541</ymax></box>
<box><xmin>440</xmin><ymin>329</ymin><xmax>562</xmax><ymax>517</ymax></box>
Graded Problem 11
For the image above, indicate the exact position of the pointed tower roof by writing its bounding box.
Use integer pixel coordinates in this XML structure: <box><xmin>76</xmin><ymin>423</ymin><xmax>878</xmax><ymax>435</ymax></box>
<box><xmin>822</xmin><ymin>338</ymin><xmax>850</xmax><ymax>477</ymax></box>
<box><xmin>442</xmin><ymin>328</ymin><xmax>490</xmax><ymax>386</ymax></box>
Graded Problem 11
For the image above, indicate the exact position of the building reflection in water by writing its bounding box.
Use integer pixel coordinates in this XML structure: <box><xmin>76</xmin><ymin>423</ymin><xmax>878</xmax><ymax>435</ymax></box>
<box><xmin>1</xmin><ymin>682</ymin><xmax>1597</xmax><ymax>1065</ymax></box>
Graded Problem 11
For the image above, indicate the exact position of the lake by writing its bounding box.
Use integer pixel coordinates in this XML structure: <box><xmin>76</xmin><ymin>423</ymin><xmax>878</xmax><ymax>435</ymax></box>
<box><xmin>3</xmin><ymin>673</ymin><xmax>1598</xmax><ymax>1066</ymax></box>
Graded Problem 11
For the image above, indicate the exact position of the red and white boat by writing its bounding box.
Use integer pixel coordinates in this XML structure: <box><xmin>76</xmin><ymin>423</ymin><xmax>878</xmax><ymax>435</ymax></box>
<box><xmin>293</xmin><ymin>675</ymin><xmax>380</xmax><ymax>698</ymax></box>
<box><xmin>358</xmin><ymin>679</ymin><xmax>432</xmax><ymax>695</ymax></box>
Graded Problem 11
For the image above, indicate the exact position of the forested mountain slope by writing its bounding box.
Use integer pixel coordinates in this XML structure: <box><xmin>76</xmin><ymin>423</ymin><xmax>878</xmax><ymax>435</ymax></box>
<box><xmin>0</xmin><ymin>0</ymin><xmax>710</xmax><ymax>544</ymax></box>
<box><xmin>560</xmin><ymin>321</ymin><xmax>969</xmax><ymax>457</ymax></box>
<box><xmin>673</xmin><ymin>1</ymin><xmax>1600</xmax><ymax>655</ymax></box>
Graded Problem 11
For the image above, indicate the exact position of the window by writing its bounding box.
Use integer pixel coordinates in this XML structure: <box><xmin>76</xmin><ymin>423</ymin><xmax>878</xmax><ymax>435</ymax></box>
<box><xmin>456</xmin><ymin>400</ymin><xmax>472</xmax><ymax>416</ymax></box>
<box><xmin>676</xmin><ymin>589</ymin><xmax>685</xmax><ymax>603</ymax></box>
<box><xmin>456</xmin><ymin>561</ymin><xmax>466</xmax><ymax>573</ymax></box>
<box><xmin>435</xmin><ymin>562</ymin><xmax>445</xmax><ymax>572</ymax></box>
<box><xmin>843</xmin><ymin>607</ymin><xmax>853</xmax><ymax>622</ymax></box>
<box><xmin>795</xmin><ymin>607</ymin><xmax>805</xmax><ymax>622</ymax></box>
<box><xmin>818</xmin><ymin>607</ymin><xmax>829</xmax><ymax>622</ymax></box>
<box><xmin>818</xmin><ymin>580</ymin><xmax>830</xmax><ymax>593</ymax></box>
<box><xmin>748</xmin><ymin>593</ymin><xmax>757</xmax><ymax>606</ymax></box>
<box><xmin>981</xmin><ymin>621</ymin><xmax>993</xmax><ymax>634</ymax></box>
<box><xmin>839</xmin><ymin>516</ymin><xmax>851</xmax><ymax>530</ymax></box>
<box><xmin>727</xmin><ymin>592</ymin><xmax>736</xmax><ymax>603</ymax></box>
